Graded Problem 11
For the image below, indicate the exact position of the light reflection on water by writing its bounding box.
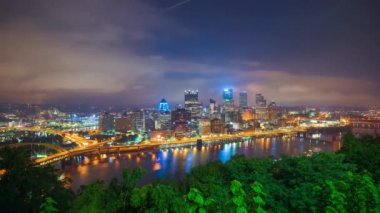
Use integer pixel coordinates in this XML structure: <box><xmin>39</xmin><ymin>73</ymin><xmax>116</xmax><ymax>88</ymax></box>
<box><xmin>63</xmin><ymin>135</ymin><xmax>342</xmax><ymax>190</ymax></box>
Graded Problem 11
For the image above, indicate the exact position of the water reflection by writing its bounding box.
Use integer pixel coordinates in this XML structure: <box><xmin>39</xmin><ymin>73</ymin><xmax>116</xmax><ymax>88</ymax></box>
<box><xmin>63</xmin><ymin>134</ymin><xmax>342</xmax><ymax>190</ymax></box>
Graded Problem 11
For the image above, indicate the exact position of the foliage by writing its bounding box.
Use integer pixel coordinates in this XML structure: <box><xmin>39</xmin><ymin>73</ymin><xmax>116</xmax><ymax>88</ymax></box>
<box><xmin>250</xmin><ymin>182</ymin><xmax>267</xmax><ymax>213</ymax></box>
<box><xmin>186</xmin><ymin>188</ymin><xmax>214</xmax><ymax>213</ymax></box>
<box><xmin>39</xmin><ymin>197</ymin><xmax>58</xmax><ymax>213</ymax></box>
<box><xmin>338</xmin><ymin>134</ymin><xmax>380</xmax><ymax>182</ymax></box>
<box><xmin>3</xmin><ymin>134</ymin><xmax>380</xmax><ymax>212</ymax></box>
<box><xmin>0</xmin><ymin>147</ymin><xmax>73</xmax><ymax>213</ymax></box>
<box><xmin>230</xmin><ymin>180</ymin><xmax>247</xmax><ymax>213</ymax></box>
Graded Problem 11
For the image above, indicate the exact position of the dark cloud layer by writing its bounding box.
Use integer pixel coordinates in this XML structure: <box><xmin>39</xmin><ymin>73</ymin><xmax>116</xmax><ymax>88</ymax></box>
<box><xmin>0</xmin><ymin>0</ymin><xmax>379</xmax><ymax>106</ymax></box>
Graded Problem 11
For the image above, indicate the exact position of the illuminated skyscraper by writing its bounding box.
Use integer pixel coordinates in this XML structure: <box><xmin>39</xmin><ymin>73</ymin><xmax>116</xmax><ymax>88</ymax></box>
<box><xmin>158</xmin><ymin>98</ymin><xmax>170</xmax><ymax>112</ymax></box>
<box><xmin>184</xmin><ymin>90</ymin><xmax>202</xmax><ymax>119</ymax></box>
<box><xmin>156</xmin><ymin>99</ymin><xmax>171</xmax><ymax>131</ymax></box>
<box><xmin>184</xmin><ymin>90</ymin><xmax>199</xmax><ymax>103</ymax></box>
<box><xmin>239</xmin><ymin>91</ymin><xmax>248</xmax><ymax>110</ymax></box>
<box><xmin>223</xmin><ymin>88</ymin><xmax>233</xmax><ymax>104</ymax></box>
<box><xmin>222</xmin><ymin>88</ymin><xmax>234</xmax><ymax>113</ymax></box>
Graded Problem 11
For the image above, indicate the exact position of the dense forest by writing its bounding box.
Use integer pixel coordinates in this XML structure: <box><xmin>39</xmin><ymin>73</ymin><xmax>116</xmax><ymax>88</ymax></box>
<box><xmin>1</xmin><ymin>134</ymin><xmax>380</xmax><ymax>212</ymax></box>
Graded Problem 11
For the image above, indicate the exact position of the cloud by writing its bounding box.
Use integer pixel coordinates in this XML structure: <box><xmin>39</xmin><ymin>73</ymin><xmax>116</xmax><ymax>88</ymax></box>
<box><xmin>239</xmin><ymin>70</ymin><xmax>378</xmax><ymax>106</ymax></box>
<box><xmin>0</xmin><ymin>0</ymin><xmax>378</xmax><ymax>107</ymax></box>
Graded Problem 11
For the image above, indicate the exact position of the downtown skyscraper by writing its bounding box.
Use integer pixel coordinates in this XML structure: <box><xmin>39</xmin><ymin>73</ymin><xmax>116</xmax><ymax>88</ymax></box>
<box><xmin>239</xmin><ymin>91</ymin><xmax>248</xmax><ymax>110</ymax></box>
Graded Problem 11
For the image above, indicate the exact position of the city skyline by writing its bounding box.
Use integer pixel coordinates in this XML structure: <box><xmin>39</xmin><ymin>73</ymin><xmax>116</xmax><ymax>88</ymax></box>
<box><xmin>0</xmin><ymin>0</ymin><xmax>379</xmax><ymax>106</ymax></box>
<box><xmin>1</xmin><ymin>1</ymin><xmax>380</xmax><ymax>212</ymax></box>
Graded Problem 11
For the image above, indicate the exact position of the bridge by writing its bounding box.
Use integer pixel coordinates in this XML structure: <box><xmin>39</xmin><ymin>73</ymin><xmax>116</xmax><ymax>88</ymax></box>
<box><xmin>33</xmin><ymin>127</ymin><xmax>310</xmax><ymax>166</ymax></box>
<box><xmin>4</xmin><ymin>125</ymin><xmax>348</xmax><ymax>166</ymax></box>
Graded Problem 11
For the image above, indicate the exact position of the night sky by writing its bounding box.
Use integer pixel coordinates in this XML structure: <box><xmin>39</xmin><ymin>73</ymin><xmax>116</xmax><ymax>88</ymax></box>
<box><xmin>0</xmin><ymin>0</ymin><xmax>379</xmax><ymax>106</ymax></box>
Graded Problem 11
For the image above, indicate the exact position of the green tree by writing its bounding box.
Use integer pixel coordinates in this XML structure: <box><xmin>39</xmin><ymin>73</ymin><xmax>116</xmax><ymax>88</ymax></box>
<box><xmin>69</xmin><ymin>181</ymin><xmax>107</xmax><ymax>213</ymax></box>
<box><xmin>250</xmin><ymin>182</ymin><xmax>267</xmax><ymax>213</ymax></box>
<box><xmin>339</xmin><ymin>134</ymin><xmax>380</xmax><ymax>182</ymax></box>
<box><xmin>0</xmin><ymin>147</ymin><xmax>73</xmax><ymax>213</ymax></box>
<box><xmin>184</xmin><ymin>161</ymin><xmax>229</xmax><ymax>211</ymax></box>
<box><xmin>120</xmin><ymin>167</ymin><xmax>146</xmax><ymax>211</ymax></box>
<box><xmin>230</xmin><ymin>180</ymin><xmax>247</xmax><ymax>213</ymax></box>
<box><xmin>186</xmin><ymin>188</ymin><xmax>214</xmax><ymax>213</ymax></box>
<box><xmin>39</xmin><ymin>197</ymin><xmax>58</xmax><ymax>213</ymax></box>
<box><xmin>131</xmin><ymin>183</ymin><xmax>183</xmax><ymax>212</ymax></box>
<box><xmin>324</xmin><ymin>180</ymin><xmax>347</xmax><ymax>213</ymax></box>
<box><xmin>346</xmin><ymin>172</ymin><xmax>380</xmax><ymax>212</ymax></box>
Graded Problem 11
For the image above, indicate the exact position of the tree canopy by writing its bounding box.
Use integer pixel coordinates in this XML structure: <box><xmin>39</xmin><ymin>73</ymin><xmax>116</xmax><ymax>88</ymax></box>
<box><xmin>1</xmin><ymin>134</ymin><xmax>380</xmax><ymax>212</ymax></box>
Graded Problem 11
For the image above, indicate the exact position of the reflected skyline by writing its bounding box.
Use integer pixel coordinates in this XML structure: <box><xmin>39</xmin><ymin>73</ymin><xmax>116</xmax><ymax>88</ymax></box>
<box><xmin>64</xmin><ymin>134</ymin><xmax>342</xmax><ymax>190</ymax></box>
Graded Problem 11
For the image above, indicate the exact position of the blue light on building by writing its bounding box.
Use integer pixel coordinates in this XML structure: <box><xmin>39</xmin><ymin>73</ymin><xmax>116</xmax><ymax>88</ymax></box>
<box><xmin>158</xmin><ymin>98</ymin><xmax>170</xmax><ymax>112</ymax></box>
<box><xmin>223</xmin><ymin>88</ymin><xmax>233</xmax><ymax>103</ymax></box>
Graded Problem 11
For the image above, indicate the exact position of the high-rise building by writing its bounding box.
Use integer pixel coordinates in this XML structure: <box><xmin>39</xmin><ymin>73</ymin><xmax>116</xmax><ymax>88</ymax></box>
<box><xmin>144</xmin><ymin>109</ymin><xmax>155</xmax><ymax>132</ymax></box>
<box><xmin>223</xmin><ymin>88</ymin><xmax>233</xmax><ymax>104</ymax></box>
<box><xmin>184</xmin><ymin>90</ymin><xmax>199</xmax><ymax>103</ymax></box>
<box><xmin>171</xmin><ymin>108</ymin><xmax>191</xmax><ymax>138</ymax></box>
<box><xmin>99</xmin><ymin>112</ymin><xmax>115</xmax><ymax>133</ymax></box>
<box><xmin>198</xmin><ymin>118</ymin><xmax>211</xmax><ymax>136</ymax></box>
<box><xmin>255</xmin><ymin>94</ymin><xmax>267</xmax><ymax>107</ymax></box>
<box><xmin>222</xmin><ymin>111</ymin><xmax>239</xmax><ymax>123</ymax></box>
<box><xmin>209</xmin><ymin>99</ymin><xmax>217</xmax><ymax>114</ymax></box>
<box><xmin>132</xmin><ymin>109</ymin><xmax>145</xmax><ymax>133</ymax></box>
<box><xmin>156</xmin><ymin>99</ymin><xmax>171</xmax><ymax>131</ymax></box>
<box><xmin>184</xmin><ymin>90</ymin><xmax>202</xmax><ymax>119</ymax></box>
<box><xmin>255</xmin><ymin>93</ymin><xmax>268</xmax><ymax>121</ymax></box>
<box><xmin>241</xmin><ymin>107</ymin><xmax>254</xmax><ymax>121</ymax></box>
<box><xmin>158</xmin><ymin>98</ymin><xmax>170</xmax><ymax>112</ymax></box>
<box><xmin>115</xmin><ymin>117</ymin><xmax>134</xmax><ymax>133</ymax></box>
<box><xmin>239</xmin><ymin>91</ymin><xmax>248</xmax><ymax>110</ymax></box>
<box><xmin>267</xmin><ymin>101</ymin><xmax>278</xmax><ymax>123</ymax></box>
<box><xmin>222</xmin><ymin>88</ymin><xmax>234</xmax><ymax>113</ymax></box>
<box><xmin>210</xmin><ymin>118</ymin><xmax>225</xmax><ymax>134</ymax></box>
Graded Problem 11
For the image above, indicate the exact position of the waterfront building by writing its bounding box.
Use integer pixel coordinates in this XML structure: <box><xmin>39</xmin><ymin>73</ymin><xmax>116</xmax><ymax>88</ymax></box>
<box><xmin>171</xmin><ymin>108</ymin><xmax>191</xmax><ymax>138</ymax></box>
<box><xmin>99</xmin><ymin>112</ymin><xmax>115</xmax><ymax>133</ymax></box>
<box><xmin>198</xmin><ymin>118</ymin><xmax>211</xmax><ymax>136</ymax></box>
<box><xmin>210</xmin><ymin>118</ymin><xmax>225</xmax><ymax>134</ymax></box>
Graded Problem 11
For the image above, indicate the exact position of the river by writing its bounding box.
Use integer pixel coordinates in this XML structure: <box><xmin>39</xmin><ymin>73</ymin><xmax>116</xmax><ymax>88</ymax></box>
<box><xmin>62</xmin><ymin>132</ymin><xmax>343</xmax><ymax>191</ymax></box>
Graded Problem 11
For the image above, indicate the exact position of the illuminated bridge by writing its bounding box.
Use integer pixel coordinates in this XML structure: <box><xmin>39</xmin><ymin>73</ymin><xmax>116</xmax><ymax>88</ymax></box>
<box><xmin>4</xmin><ymin>125</ymin><xmax>347</xmax><ymax>166</ymax></box>
<box><xmin>34</xmin><ymin>128</ymin><xmax>309</xmax><ymax>165</ymax></box>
